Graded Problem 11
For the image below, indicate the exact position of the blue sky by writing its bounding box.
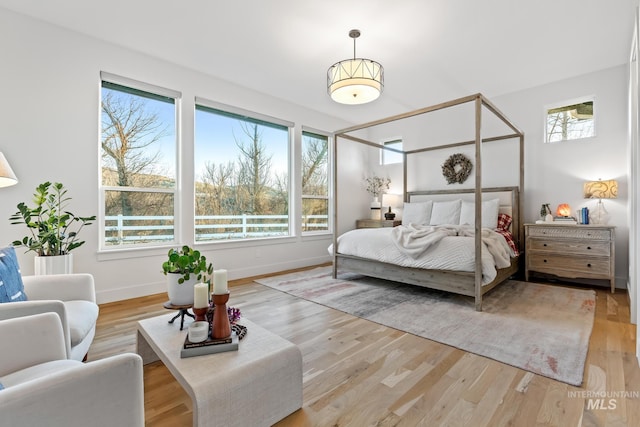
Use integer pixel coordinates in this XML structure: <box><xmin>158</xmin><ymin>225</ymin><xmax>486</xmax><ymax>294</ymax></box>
<box><xmin>102</xmin><ymin>86</ymin><xmax>289</xmax><ymax>185</ymax></box>
<box><xmin>194</xmin><ymin>110</ymin><xmax>289</xmax><ymax>182</ymax></box>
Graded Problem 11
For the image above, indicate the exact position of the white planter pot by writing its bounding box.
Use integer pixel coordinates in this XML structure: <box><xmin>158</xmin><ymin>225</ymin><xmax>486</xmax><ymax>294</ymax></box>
<box><xmin>166</xmin><ymin>273</ymin><xmax>198</xmax><ymax>306</ymax></box>
<box><xmin>34</xmin><ymin>254</ymin><xmax>73</xmax><ymax>275</ymax></box>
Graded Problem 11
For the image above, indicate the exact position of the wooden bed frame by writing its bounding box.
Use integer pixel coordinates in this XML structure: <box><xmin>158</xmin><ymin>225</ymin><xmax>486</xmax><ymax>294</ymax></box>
<box><xmin>331</xmin><ymin>94</ymin><xmax>525</xmax><ymax>311</ymax></box>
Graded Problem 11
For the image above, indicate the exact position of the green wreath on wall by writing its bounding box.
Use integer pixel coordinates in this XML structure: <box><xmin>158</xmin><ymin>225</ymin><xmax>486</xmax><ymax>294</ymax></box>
<box><xmin>441</xmin><ymin>153</ymin><xmax>473</xmax><ymax>184</ymax></box>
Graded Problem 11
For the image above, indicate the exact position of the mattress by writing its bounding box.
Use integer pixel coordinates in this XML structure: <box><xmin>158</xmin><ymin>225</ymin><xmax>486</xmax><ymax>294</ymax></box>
<box><xmin>328</xmin><ymin>225</ymin><xmax>516</xmax><ymax>284</ymax></box>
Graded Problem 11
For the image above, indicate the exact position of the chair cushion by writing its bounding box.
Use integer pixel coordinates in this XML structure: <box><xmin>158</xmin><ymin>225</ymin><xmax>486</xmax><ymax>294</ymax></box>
<box><xmin>0</xmin><ymin>359</ymin><xmax>81</xmax><ymax>388</ymax></box>
<box><xmin>64</xmin><ymin>300</ymin><xmax>99</xmax><ymax>347</ymax></box>
<box><xmin>0</xmin><ymin>246</ymin><xmax>27</xmax><ymax>303</ymax></box>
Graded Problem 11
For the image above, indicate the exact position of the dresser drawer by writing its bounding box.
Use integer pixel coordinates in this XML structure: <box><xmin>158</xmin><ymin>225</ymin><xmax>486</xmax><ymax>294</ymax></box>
<box><xmin>526</xmin><ymin>226</ymin><xmax>611</xmax><ymax>240</ymax></box>
<box><xmin>528</xmin><ymin>253</ymin><xmax>610</xmax><ymax>278</ymax></box>
<box><xmin>527</xmin><ymin>239</ymin><xmax>610</xmax><ymax>256</ymax></box>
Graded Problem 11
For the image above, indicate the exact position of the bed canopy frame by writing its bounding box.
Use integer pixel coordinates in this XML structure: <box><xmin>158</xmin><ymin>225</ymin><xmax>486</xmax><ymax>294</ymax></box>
<box><xmin>332</xmin><ymin>93</ymin><xmax>525</xmax><ymax>311</ymax></box>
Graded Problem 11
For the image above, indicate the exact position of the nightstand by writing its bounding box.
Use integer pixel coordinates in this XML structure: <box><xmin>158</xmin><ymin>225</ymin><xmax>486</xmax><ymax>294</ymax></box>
<box><xmin>524</xmin><ymin>223</ymin><xmax>615</xmax><ymax>292</ymax></box>
<box><xmin>356</xmin><ymin>219</ymin><xmax>402</xmax><ymax>229</ymax></box>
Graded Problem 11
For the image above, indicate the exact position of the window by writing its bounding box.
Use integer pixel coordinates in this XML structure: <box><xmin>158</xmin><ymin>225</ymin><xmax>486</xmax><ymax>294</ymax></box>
<box><xmin>381</xmin><ymin>139</ymin><xmax>403</xmax><ymax>165</ymax></box>
<box><xmin>194</xmin><ymin>99</ymin><xmax>292</xmax><ymax>241</ymax></box>
<box><xmin>545</xmin><ymin>98</ymin><xmax>595</xmax><ymax>143</ymax></box>
<box><xmin>301</xmin><ymin>131</ymin><xmax>330</xmax><ymax>233</ymax></box>
<box><xmin>100</xmin><ymin>74</ymin><xmax>179</xmax><ymax>248</ymax></box>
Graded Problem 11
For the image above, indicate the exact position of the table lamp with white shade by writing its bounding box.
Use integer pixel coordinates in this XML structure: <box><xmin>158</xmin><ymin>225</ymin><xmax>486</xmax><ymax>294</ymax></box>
<box><xmin>583</xmin><ymin>179</ymin><xmax>617</xmax><ymax>224</ymax></box>
<box><xmin>0</xmin><ymin>152</ymin><xmax>18</xmax><ymax>188</ymax></box>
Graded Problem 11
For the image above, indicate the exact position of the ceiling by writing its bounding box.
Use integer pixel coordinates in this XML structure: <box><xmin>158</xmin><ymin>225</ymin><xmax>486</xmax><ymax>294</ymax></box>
<box><xmin>0</xmin><ymin>0</ymin><xmax>637</xmax><ymax>124</ymax></box>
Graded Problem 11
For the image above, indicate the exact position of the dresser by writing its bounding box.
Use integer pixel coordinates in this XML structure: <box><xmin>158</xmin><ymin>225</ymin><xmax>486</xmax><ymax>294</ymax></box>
<box><xmin>356</xmin><ymin>219</ymin><xmax>401</xmax><ymax>229</ymax></box>
<box><xmin>524</xmin><ymin>223</ymin><xmax>615</xmax><ymax>292</ymax></box>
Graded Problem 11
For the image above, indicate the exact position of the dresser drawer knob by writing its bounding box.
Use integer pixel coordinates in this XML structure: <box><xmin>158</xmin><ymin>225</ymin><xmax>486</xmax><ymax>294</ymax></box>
<box><xmin>587</xmin><ymin>263</ymin><xmax>592</xmax><ymax>268</ymax></box>
<box><xmin>543</xmin><ymin>243</ymin><xmax>547</xmax><ymax>247</ymax></box>
<box><xmin>587</xmin><ymin>246</ymin><xmax>592</xmax><ymax>250</ymax></box>
<box><xmin>543</xmin><ymin>259</ymin><xmax>548</xmax><ymax>263</ymax></box>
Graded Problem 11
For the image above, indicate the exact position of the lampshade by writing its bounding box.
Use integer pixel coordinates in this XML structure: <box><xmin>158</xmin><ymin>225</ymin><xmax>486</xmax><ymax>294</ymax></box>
<box><xmin>583</xmin><ymin>179</ymin><xmax>618</xmax><ymax>199</ymax></box>
<box><xmin>327</xmin><ymin>29</ymin><xmax>384</xmax><ymax>105</ymax></box>
<box><xmin>0</xmin><ymin>152</ymin><xmax>18</xmax><ymax>188</ymax></box>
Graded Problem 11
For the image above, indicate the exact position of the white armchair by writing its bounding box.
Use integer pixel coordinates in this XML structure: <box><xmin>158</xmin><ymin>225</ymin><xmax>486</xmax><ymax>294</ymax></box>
<box><xmin>0</xmin><ymin>273</ymin><xmax>98</xmax><ymax>361</ymax></box>
<box><xmin>0</xmin><ymin>312</ymin><xmax>144</xmax><ymax>427</ymax></box>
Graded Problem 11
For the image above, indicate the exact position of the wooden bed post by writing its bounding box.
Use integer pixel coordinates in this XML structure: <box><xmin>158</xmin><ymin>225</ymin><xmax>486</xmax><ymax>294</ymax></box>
<box><xmin>403</xmin><ymin>152</ymin><xmax>408</xmax><ymax>202</ymax></box>
<box><xmin>519</xmin><ymin>134</ymin><xmax>525</xmax><ymax>254</ymax></box>
<box><xmin>332</xmin><ymin>133</ymin><xmax>338</xmax><ymax>279</ymax></box>
<box><xmin>474</xmin><ymin>95</ymin><xmax>483</xmax><ymax>311</ymax></box>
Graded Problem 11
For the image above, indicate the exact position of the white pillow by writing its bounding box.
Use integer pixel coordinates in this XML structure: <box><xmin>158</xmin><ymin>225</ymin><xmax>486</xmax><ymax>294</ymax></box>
<box><xmin>402</xmin><ymin>201</ymin><xmax>433</xmax><ymax>225</ymax></box>
<box><xmin>459</xmin><ymin>198</ymin><xmax>500</xmax><ymax>228</ymax></box>
<box><xmin>429</xmin><ymin>200</ymin><xmax>462</xmax><ymax>225</ymax></box>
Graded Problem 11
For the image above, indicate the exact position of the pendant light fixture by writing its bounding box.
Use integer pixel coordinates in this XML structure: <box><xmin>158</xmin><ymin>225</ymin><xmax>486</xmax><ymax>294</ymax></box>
<box><xmin>327</xmin><ymin>29</ymin><xmax>384</xmax><ymax>105</ymax></box>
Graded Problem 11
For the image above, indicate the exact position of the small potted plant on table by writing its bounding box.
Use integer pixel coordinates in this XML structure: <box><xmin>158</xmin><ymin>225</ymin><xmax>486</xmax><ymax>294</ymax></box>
<box><xmin>162</xmin><ymin>245</ymin><xmax>213</xmax><ymax>306</ymax></box>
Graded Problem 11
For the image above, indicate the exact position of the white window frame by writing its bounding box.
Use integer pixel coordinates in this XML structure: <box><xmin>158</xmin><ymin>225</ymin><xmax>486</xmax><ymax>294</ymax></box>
<box><xmin>381</xmin><ymin>138</ymin><xmax>403</xmax><ymax>165</ymax></box>
<box><xmin>544</xmin><ymin>96</ymin><xmax>596</xmax><ymax>143</ymax></box>
<box><xmin>194</xmin><ymin>97</ymin><xmax>294</xmax><ymax>243</ymax></box>
<box><xmin>99</xmin><ymin>72</ymin><xmax>181</xmax><ymax>251</ymax></box>
<box><xmin>301</xmin><ymin>128</ymin><xmax>332</xmax><ymax>236</ymax></box>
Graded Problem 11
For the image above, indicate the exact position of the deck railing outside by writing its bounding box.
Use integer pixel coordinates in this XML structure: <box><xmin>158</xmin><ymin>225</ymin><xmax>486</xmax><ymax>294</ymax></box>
<box><xmin>104</xmin><ymin>214</ymin><xmax>328</xmax><ymax>244</ymax></box>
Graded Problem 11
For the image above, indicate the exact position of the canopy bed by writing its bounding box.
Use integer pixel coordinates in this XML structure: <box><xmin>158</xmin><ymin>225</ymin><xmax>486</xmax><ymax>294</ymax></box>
<box><xmin>331</xmin><ymin>93</ymin><xmax>525</xmax><ymax>311</ymax></box>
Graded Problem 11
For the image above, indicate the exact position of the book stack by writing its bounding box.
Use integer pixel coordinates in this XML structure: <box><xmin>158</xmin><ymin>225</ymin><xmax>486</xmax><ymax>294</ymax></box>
<box><xmin>180</xmin><ymin>332</ymin><xmax>238</xmax><ymax>358</ymax></box>
<box><xmin>578</xmin><ymin>207</ymin><xmax>590</xmax><ymax>224</ymax></box>
<box><xmin>553</xmin><ymin>216</ymin><xmax>578</xmax><ymax>225</ymax></box>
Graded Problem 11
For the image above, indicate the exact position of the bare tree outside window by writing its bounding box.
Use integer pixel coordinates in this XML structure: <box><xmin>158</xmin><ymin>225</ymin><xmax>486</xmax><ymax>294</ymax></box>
<box><xmin>302</xmin><ymin>131</ymin><xmax>329</xmax><ymax>232</ymax></box>
<box><xmin>100</xmin><ymin>80</ymin><xmax>177</xmax><ymax>247</ymax></box>
<box><xmin>546</xmin><ymin>99</ymin><xmax>595</xmax><ymax>143</ymax></box>
<box><xmin>194</xmin><ymin>104</ymin><xmax>290</xmax><ymax>241</ymax></box>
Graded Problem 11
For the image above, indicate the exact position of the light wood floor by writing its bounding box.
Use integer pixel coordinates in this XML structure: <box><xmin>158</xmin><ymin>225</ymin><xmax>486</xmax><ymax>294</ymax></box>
<box><xmin>90</xmin><ymin>267</ymin><xmax>640</xmax><ymax>426</ymax></box>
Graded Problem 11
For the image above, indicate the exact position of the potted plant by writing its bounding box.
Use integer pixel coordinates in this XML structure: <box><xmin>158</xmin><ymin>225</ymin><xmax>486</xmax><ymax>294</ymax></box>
<box><xmin>10</xmin><ymin>181</ymin><xmax>95</xmax><ymax>275</ymax></box>
<box><xmin>162</xmin><ymin>245</ymin><xmax>213</xmax><ymax>306</ymax></box>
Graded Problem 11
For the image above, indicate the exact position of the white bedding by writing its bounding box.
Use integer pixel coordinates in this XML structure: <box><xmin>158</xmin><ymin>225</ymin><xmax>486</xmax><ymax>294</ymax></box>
<box><xmin>328</xmin><ymin>225</ymin><xmax>516</xmax><ymax>285</ymax></box>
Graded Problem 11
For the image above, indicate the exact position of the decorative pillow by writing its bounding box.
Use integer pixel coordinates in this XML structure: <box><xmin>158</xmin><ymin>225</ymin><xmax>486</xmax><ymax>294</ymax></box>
<box><xmin>429</xmin><ymin>199</ymin><xmax>462</xmax><ymax>225</ymax></box>
<box><xmin>496</xmin><ymin>213</ymin><xmax>513</xmax><ymax>231</ymax></box>
<box><xmin>494</xmin><ymin>228</ymin><xmax>519</xmax><ymax>256</ymax></box>
<box><xmin>459</xmin><ymin>198</ymin><xmax>500</xmax><ymax>229</ymax></box>
<box><xmin>402</xmin><ymin>201</ymin><xmax>433</xmax><ymax>226</ymax></box>
<box><xmin>0</xmin><ymin>246</ymin><xmax>27</xmax><ymax>303</ymax></box>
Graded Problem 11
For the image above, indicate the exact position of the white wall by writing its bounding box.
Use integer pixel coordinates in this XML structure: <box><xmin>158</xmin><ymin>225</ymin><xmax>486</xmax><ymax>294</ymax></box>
<box><xmin>495</xmin><ymin>65</ymin><xmax>629</xmax><ymax>288</ymax></box>
<box><xmin>0</xmin><ymin>8</ymin><xmax>350</xmax><ymax>303</ymax></box>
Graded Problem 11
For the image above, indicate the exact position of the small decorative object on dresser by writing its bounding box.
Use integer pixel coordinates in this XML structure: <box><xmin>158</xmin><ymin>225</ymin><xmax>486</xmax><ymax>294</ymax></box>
<box><xmin>524</xmin><ymin>223</ymin><xmax>615</xmax><ymax>292</ymax></box>
<box><xmin>555</xmin><ymin>203</ymin><xmax>572</xmax><ymax>217</ymax></box>
<box><xmin>384</xmin><ymin>206</ymin><xmax>396</xmax><ymax>220</ymax></box>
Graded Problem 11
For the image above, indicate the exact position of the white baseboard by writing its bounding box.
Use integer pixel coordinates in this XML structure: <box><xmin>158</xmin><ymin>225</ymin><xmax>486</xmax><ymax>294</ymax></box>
<box><xmin>96</xmin><ymin>254</ymin><xmax>332</xmax><ymax>304</ymax></box>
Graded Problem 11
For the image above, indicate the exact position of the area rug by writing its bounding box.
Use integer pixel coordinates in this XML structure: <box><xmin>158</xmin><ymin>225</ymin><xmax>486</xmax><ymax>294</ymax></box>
<box><xmin>255</xmin><ymin>266</ymin><xmax>596</xmax><ymax>386</ymax></box>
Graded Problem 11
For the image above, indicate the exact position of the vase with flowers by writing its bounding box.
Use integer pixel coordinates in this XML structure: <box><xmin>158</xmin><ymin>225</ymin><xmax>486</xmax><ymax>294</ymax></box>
<box><xmin>365</xmin><ymin>176</ymin><xmax>390</xmax><ymax>220</ymax></box>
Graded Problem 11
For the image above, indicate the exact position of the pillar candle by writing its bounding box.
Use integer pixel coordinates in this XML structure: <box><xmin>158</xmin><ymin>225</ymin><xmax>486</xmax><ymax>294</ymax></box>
<box><xmin>193</xmin><ymin>283</ymin><xmax>209</xmax><ymax>308</ymax></box>
<box><xmin>213</xmin><ymin>269</ymin><xmax>228</xmax><ymax>294</ymax></box>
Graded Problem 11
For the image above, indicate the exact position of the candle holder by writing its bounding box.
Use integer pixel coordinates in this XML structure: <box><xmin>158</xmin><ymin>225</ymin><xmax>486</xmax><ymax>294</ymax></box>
<box><xmin>192</xmin><ymin>306</ymin><xmax>208</xmax><ymax>322</ymax></box>
<box><xmin>211</xmin><ymin>292</ymin><xmax>231</xmax><ymax>339</ymax></box>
